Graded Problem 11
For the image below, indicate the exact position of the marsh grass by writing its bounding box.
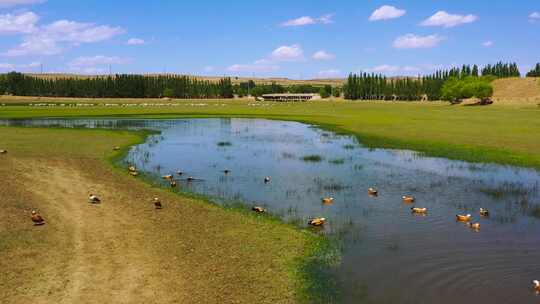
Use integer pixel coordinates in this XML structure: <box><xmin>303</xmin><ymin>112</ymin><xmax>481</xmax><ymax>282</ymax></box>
<box><xmin>343</xmin><ymin>144</ymin><xmax>355</xmax><ymax>150</ymax></box>
<box><xmin>479</xmin><ymin>182</ymin><xmax>537</xmax><ymax>199</ymax></box>
<box><xmin>302</xmin><ymin>155</ymin><xmax>323</xmax><ymax>162</ymax></box>
<box><xmin>328</xmin><ymin>158</ymin><xmax>345</xmax><ymax>165</ymax></box>
<box><xmin>217</xmin><ymin>141</ymin><xmax>232</xmax><ymax>147</ymax></box>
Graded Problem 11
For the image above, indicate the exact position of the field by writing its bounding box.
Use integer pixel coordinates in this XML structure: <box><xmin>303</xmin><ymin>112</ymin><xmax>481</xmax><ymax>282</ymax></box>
<box><xmin>0</xmin><ymin>127</ymin><xmax>332</xmax><ymax>303</ymax></box>
<box><xmin>1</xmin><ymin>96</ymin><xmax>539</xmax><ymax>169</ymax></box>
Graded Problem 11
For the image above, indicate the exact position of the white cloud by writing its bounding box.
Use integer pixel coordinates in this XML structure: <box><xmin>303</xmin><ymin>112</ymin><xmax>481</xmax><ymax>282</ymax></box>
<box><xmin>270</xmin><ymin>44</ymin><xmax>304</xmax><ymax>61</ymax></box>
<box><xmin>127</xmin><ymin>38</ymin><xmax>145</xmax><ymax>45</ymax></box>
<box><xmin>315</xmin><ymin>69</ymin><xmax>341</xmax><ymax>78</ymax></box>
<box><xmin>421</xmin><ymin>11</ymin><xmax>477</xmax><ymax>28</ymax></box>
<box><xmin>369</xmin><ymin>5</ymin><xmax>406</xmax><ymax>21</ymax></box>
<box><xmin>393</xmin><ymin>34</ymin><xmax>444</xmax><ymax>49</ymax></box>
<box><xmin>280</xmin><ymin>14</ymin><xmax>334</xmax><ymax>27</ymax></box>
<box><xmin>0</xmin><ymin>12</ymin><xmax>39</xmax><ymax>34</ymax></box>
<box><xmin>69</xmin><ymin>55</ymin><xmax>130</xmax><ymax>67</ymax></box>
<box><xmin>482</xmin><ymin>40</ymin><xmax>493</xmax><ymax>47</ymax></box>
<box><xmin>0</xmin><ymin>0</ymin><xmax>44</xmax><ymax>7</ymax></box>
<box><xmin>529</xmin><ymin>12</ymin><xmax>540</xmax><ymax>22</ymax></box>
<box><xmin>4</xmin><ymin>13</ymin><xmax>125</xmax><ymax>56</ymax></box>
<box><xmin>312</xmin><ymin>50</ymin><xmax>335</xmax><ymax>61</ymax></box>
<box><xmin>0</xmin><ymin>61</ymin><xmax>40</xmax><ymax>70</ymax></box>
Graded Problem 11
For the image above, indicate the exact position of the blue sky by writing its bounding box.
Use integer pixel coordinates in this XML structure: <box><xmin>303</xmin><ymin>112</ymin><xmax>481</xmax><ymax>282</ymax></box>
<box><xmin>0</xmin><ymin>0</ymin><xmax>539</xmax><ymax>78</ymax></box>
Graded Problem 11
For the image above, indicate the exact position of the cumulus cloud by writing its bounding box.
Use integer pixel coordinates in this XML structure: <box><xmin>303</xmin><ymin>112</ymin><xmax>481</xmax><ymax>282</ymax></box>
<box><xmin>0</xmin><ymin>11</ymin><xmax>39</xmax><ymax>34</ymax></box>
<box><xmin>369</xmin><ymin>5</ymin><xmax>406</xmax><ymax>21</ymax></box>
<box><xmin>482</xmin><ymin>40</ymin><xmax>493</xmax><ymax>47</ymax></box>
<box><xmin>69</xmin><ymin>55</ymin><xmax>131</xmax><ymax>67</ymax></box>
<box><xmin>421</xmin><ymin>11</ymin><xmax>477</xmax><ymax>28</ymax></box>
<box><xmin>312</xmin><ymin>50</ymin><xmax>335</xmax><ymax>61</ymax></box>
<box><xmin>0</xmin><ymin>0</ymin><xmax>44</xmax><ymax>7</ymax></box>
<box><xmin>393</xmin><ymin>34</ymin><xmax>444</xmax><ymax>49</ymax></box>
<box><xmin>270</xmin><ymin>44</ymin><xmax>304</xmax><ymax>61</ymax></box>
<box><xmin>315</xmin><ymin>69</ymin><xmax>341</xmax><ymax>78</ymax></box>
<box><xmin>280</xmin><ymin>14</ymin><xmax>334</xmax><ymax>27</ymax></box>
<box><xmin>529</xmin><ymin>12</ymin><xmax>540</xmax><ymax>22</ymax></box>
<box><xmin>0</xmin><ymin>61</ymin><xmax>40</xmax><ymax>70</ymax></box>
<box><xmin>127</xmin><ymin>38</ymin><xmax>145</xmax><ymax>45</ymax></box>
<box><xmin>3</xmin><ymin>12</ymin><xmax>125</xmax><ymax>56</ymax></box>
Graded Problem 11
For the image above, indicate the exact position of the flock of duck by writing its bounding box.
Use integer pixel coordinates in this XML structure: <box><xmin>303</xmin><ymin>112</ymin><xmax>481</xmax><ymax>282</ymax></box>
<box><xmin>13</xmin><ymin>145</ymin><xmax>540</xmax><ymax>294</ymax></box>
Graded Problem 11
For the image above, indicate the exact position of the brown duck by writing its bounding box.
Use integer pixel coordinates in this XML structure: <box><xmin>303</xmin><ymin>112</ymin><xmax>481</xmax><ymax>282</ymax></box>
<box><xmin>31</xmin><ymin>210</ymin><xmax>45</xmax><ymax>225</ymax></box>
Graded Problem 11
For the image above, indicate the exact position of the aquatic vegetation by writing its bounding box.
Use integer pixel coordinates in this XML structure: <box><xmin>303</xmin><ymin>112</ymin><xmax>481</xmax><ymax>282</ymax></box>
<box><xmin>281</xmin><ymin>152</ymin><xmax>296</xmax><ymax>159</ymax></box>
<box><xmin>302</xmin><ymin>155</ymin><xmax>323</xmax><ymax>162</ymax></box>
<box><xmin>343</xmin><ymin>144</ymin><xmax>355</xmax><ymax>150</ymax></box>
<box><xmin>328</xmin><ymin>158</ymin><xmax>345</xmax><ymax>165</ymax></box>
<box><xmin>217</xmin><ymin>141</ymin><xmax>232</xmax><ymax>147</ymax></box>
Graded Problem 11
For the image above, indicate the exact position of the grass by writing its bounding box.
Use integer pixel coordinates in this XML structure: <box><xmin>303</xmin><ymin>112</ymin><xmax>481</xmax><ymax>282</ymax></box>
<box><xmin>0</xmin><ymin>126</ymin><xmax>335</xmax><ymax>303</ymax></box>
<box><xmin>0</xmin><ymin>98</ymin><xmax>538</xmax><ymax>169</ymax></box>
<box><xmin>302</xmin><ymin>155</ymin><xmax>324</xmax><ymax>162</ymax></box>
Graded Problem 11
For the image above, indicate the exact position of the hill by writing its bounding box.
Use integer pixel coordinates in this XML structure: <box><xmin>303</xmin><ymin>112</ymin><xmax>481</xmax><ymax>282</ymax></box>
<box><xmin>492</xmin><ymin>77</ymin><xmax>540</xmax><ymax>105</ymax></box>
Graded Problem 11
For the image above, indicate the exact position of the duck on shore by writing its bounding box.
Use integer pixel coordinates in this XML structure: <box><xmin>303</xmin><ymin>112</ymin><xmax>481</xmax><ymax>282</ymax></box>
<box><xmin>533</xmin><ymin>280</ymin><xmax>540</xmax><ymax>292</ymax></box>
<box><xmin>128</xmin><ymin>166</ymin><xmax>137</xmax><ymax>172</ymax></box>
<box><xmin>308</xmin><ymin>217</ymin><xmax>326</xmax><ymax>226</ymax></box>
<box><xmin>402</xmin><ymin>195</ymin><xmax>415</xmax><ymax>203</ymax></box>
<box><xmin>31</xmin><ymin>210</ymin><xmax>45</xmax><ymax>225</ymax></box>
<box><xmin>411</xmin><ymin>207</ymin><xmax>427</xmax><ymax>214</ymax></box>
<box><xmin>252</xmin><ymin>206</ymin><xmax>266</xmax><ymax>213</ymax></box>
<box><xmin>129</xmin><ymin>171</ymin><xmax>139</xmax><ymax>176</ymax></box>
<box><xmin>88</xmin><ymin>193</ymin><xmax>101</xmax><ymax>204</ymax></box>
<box><xmin>456</xmin><ymin>214</ymin><xmax>472</xmax><ymax>222</ymax></box>
<box><xmin>480</xmin><ymin>208</ymin><xmax>489</xmax><ymax>217</ymax></box>
<box><xmin>162</xmin><ymin>174</ymin><xmax>173</xmax><ymax>180</ymax></box>
<box><xmin>322</xmin><ymin>197</ymin><xmax>334</xmax><ymax>204</ymax></box>
<box><xmin>113</xmin><ymin>146</ymin><xmax>120</xmax><ymax>151</ymax></box>
<box><xmin>153</xmin><ymin>197</ymin><xmax>162</xmax><ymax>209</ymax></box>
<box><xmin>0</xmin><ymin>149</ymin><xmax>7</xmax><ymax>154</ymax></box>
<box><xmin>368</xmin><ymin>187</ymin><xmax>378</xmax><ymax>196</ymax></box>
<box><xmin>467</xmin><ymin>222</ymin><xmax>480</xmax><ymax>230</ymax></box>
<box><xmin>170</xmin><ymin>181</ymin><xmax>177</xmax><ymax>188</ymax></box>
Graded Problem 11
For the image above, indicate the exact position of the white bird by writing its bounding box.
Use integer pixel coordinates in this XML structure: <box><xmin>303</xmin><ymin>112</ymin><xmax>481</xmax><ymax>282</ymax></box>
<box><xmin>0</xmin><ymin>149</ymin><xmax>7</xmax><ymax>154</ymax></box>
<box><xmin>88</xmin><ymin>194</ymin><xmax>101</xmax><ymax>204</ymax></box>
<box><xmin>533</xmin><ymin>280</ymin><xmax>540</xmax><ymax>292</ymax></box>
<box><xmin>264</xmin><ymin>176</ymin><xmax>271</xmax><ymax>183</ymax></box>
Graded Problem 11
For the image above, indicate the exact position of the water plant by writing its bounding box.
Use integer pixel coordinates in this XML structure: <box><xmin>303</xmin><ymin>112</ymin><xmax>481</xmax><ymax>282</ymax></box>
<box><xmin>217</xmin><ymin>141</ymin><xmax>232</xmax><ymax>147</ymax></box>
<box><xmin>302</xmin><ymin>155</ymin><xmax>323</xmax><ymax>162</ymax></box>
<box><xmin>328</xmin><ymin>158</ymin><xmax>345</xmax><ymax>165</ymax></box>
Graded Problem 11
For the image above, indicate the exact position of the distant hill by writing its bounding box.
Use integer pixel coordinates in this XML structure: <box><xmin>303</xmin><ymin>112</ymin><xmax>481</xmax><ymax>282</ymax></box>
<box><xmin>492</xmin><ymin>77</ymin><xmax>540</xmax><ymax>105</ymax></box>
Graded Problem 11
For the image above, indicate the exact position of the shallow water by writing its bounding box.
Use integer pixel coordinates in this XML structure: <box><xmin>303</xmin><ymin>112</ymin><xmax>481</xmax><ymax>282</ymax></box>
<box><xmin>3</xmin><ymin>118</ymin><xmax>540</xmax><ymax>303</ymax></box>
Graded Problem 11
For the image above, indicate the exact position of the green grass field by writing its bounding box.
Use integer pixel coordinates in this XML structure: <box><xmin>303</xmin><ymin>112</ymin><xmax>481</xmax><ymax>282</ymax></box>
<box><xmin>1</xmin><ymin>99</ymin><xmax>539</xmax><ymax>169</ymax></box>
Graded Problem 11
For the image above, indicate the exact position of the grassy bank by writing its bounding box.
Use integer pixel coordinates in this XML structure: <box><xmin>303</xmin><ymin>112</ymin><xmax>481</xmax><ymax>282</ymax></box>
<box><xmin>0</xmin><ymin>126</ymin><xmax>335</xmax><ymax>303</ymax></box>
<box><xmin>0</xmin><ymin>99</ymin><xmax>539</xmax><ymax>169</ymax></box>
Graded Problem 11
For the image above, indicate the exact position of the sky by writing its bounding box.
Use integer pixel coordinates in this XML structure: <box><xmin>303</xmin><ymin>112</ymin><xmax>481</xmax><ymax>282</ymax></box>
<box><xmin>0</xmin><ymin>0</ymin><xmax>539</xmax><ymax>79</ymax></box>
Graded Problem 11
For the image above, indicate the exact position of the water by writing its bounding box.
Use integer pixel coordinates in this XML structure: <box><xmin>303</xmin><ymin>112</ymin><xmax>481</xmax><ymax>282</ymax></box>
<box><xmin>3</xmin><ymin>118</ymin><xmax>540</xmax><ymax>303</ymax></box>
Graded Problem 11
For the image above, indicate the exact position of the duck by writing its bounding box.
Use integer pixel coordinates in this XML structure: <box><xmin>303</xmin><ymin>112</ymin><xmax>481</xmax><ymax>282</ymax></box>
<box><xmin>252</xmin><ymin>206</ymin><xmax>266</xmax><ymax>213</ymax></box>
<box><xmin>533</xmin><ymin>280</ymin><xmax>540</xmax><ymax>292</ymax></box>
<box><xmin>411</xmin><ymin>207</ymin><xmax>427</xmax><ymax>214</ymax></box>
<box><xmin>176</xmin><ymin>171</ymin><xmax>183</xmax><ymax>176</ymax></box>
<box><xmin>128</xmin><ymin>166</ymin><xmax>137</xmax><ymax>172</ymax></box>
<box><xmin>456</xmin><ymin>214</ymin><xmax>472</xmax><ymax>222</ymax></box>
<box><xmin>0</xmin><ymin>149</ymin><xmax>7</xmax><ymax>154</ymax></box>
<box><xmin>153</xmin><ymin>197</ymin><xmax>162</xmax><ymax>209</ymax></box>
<box><xmin>322</xmin><ymin>197</ymin><xmax>334</xmax><ymax>204</ymax></box>
<box><xmin>308</xmin><ymin>217</ymin><xmax>326</xmax><ymax>226</ymax></box>
<box><xmin>479</xmin><ymin>208</ymin><xmax>489</xmax><ymax>217</ymax></box>
<box><xmin>402</xmin><ymin>195</ymin><xmax>415</xmax><ymax>203</ymax></box>
<box><xmin>467</xmin><ymin>222</ymin><xmax>480</xmax><ymax>230</ymax></box>
<box><xmin>113</xmin><ymin>146</ymin><xmax>120</xmax><ymax>151</ymax></box>
<box><xmin>170</xmin><ymin>181</ymin><xmax>177</xmax><ymax>188</ymax></box>
<box><xmin>31</xmin><ymin>210</ymin><xmax>45</xmax><ymax>225</ymax></box>
<box><xmin>264</xmin><ymin>176</ymin><xmax>271</xmax><ymax>183</ymax></box>
<box><xmin>88</xmin><ymin>194</ymin><xmax>101</xmax><ymax>204</ymax></box>
<box><xmin>129</xmin><ymin>171</ymin><xmax>139</xmax><ymax>177</ymax></box>
<box><xmin>162</xmin><ymin>174</ymin><xmax>173</xmax><ymax>180</ymax></box>
<box><xmin>223</xmin><ymin>169</ymin><xmax>231</xmax><ymax>174</ymax></box>
<box><xmin>368</xmin><ymin>187</ymin><xmax>378</xmax><ymax>196</ymax></box>
<box><xmin>186</xmin><ymin>176</ymin><xmax>194</xmax><ymax>182</ymax></box>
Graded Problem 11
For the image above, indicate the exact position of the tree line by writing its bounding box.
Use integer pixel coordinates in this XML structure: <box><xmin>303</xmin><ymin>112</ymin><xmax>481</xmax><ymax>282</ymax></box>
<box><xmin>0</xmin><ymin>72</ymin><xmax>234</xmax><ymax>98</ymax></box>
<box><xmin>526</xmin><ymin>63</ymin><xmax>540</xmax><ymax>77</ymax></box>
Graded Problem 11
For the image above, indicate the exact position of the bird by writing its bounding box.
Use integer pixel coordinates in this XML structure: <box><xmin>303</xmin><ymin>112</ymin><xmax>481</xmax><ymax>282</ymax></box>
<box><xmin>128</xmin><ymin>166</ymin><xmax>137</xmax><ymax>172</ymax></box>
<box><xmin>162</xmin><ymin>174</ymin><xmax>173</xmax><ymax>180</ymax></box>
<box><xmin>129</xmin><ymin>171</ymin><xmax>139</xmax><ymax>177</ymax></box>
<box><xmin>402</xmin><ymin>195</ymin><xmax>415</xmax><ymax>203</ymax></box>
<box><xmin>533</xmin><ymin>280</ymin><xmax>540</xmax><ymax>292</ymax></box>
<box><xmin>252</xmin><ymin>206</ymin><xmax>266</xmax><ymax>213</ymax></box>
<box><xmin>223</xmin><ymin>169</ymin><xmax>231</xmax><ymax>174</ymax></box>
<box><xmin>322</xmin><ymin>197</ymin><xmax>334</xmax><ymax>204</ymax></box>
<box><xmin>186</xmin><ymin>176</ymin><xmax>194</xmax><ymax>182</ymax></box>
<box><xmin>308</xmin><ymin>217</ymin><xmax>326</xmax><ymax>226</ymax></box>
<box><xmin>170</xmin><ymin>181</ymin><xmax>177</xmax><ymax>188</ymax></box>
<box><xmin>411</xmin><ymin>207</ymin><xmax>427</xmax><ymax>214</ymax></box>
<box><xmin>113</xmin><ymin>146</ymin><xmax>120</xmax><ymax>151</ymax></box>
<box><xmin>31</xmin><ymin>210</ymin><xmax>45</xmax><ymax>225</ymax></box>
<box><xmin>368</xmin><ymin>187</ymin><xmax>378</xmax><ymax>196</ymax></box>
<box><xmin>456</xmin><ymin>214</ymin><xmax>472</xmax><ymax>222</ymax></box>
<box><xmin>176</xmin><ymin>171</ymin><xmax>183</xmax><ymax>175</ymax></box>
<box><xmin>480</xmin><ymin>208</ymin><xmax>489</xmax><ymax>217</ymax></box>
<box><xmin>153</xmin><ymin>197</ymin><xmax>162</xmax><ymax>209</ymax></box>
<box><xmin>0</xmin><ymin>149</ymin><xmax>7</xmax><ymax>154</ymax></box>
<box><xmin>88</xmin><ymin>194</ymin><xmax>101</xmax><ymax>204</ymax></box>
<box><xmin>264</xmin><ymin>176</ymin><xmax>271</xmax><ymax>183</ymax></box>
<box><xmin>467</xmin><ymin>222</ymin><xmax>480</xmax><ymax>230</ymax></box>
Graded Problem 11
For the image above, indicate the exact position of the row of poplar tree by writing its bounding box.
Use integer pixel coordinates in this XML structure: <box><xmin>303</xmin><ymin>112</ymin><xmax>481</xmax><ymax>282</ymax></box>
<box><xmin>0</xmin><ymin>72</ymin><xmax>234</xmax><ymax>98</ymax></box>
<box><xmin>526</xmin><ymin>63</ymin><xmax>540</xmax><ymax>77</ymax></box>
<box><xmin>343</xmin><ymin>62</ymin><xmax>521</xmax><ymax>101</ymax></box>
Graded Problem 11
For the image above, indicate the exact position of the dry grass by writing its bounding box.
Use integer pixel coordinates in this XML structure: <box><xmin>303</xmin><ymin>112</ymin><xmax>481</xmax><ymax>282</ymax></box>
<box><xmin>0</xmin><ymin>127</ymin><xmax>320</xmax><ymax>304</ymax></box>
<box><xmin>492</xmin><ymin>77</ymin><xmax>540</xmax><ymax>105</ymax></box>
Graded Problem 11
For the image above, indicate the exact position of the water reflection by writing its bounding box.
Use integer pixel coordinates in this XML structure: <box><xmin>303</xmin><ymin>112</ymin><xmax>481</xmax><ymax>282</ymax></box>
<box><xmin>1</xmin><ymin>118</ymin><xmax>539</xmax><ymax>304</ymax></box>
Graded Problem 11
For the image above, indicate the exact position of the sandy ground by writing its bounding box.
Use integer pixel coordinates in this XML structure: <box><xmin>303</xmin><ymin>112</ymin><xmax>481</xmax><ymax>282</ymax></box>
<box><xmin>0</xmin><ymin>152</ymin><xmax>307</xmax><ymax>303</ymax></box>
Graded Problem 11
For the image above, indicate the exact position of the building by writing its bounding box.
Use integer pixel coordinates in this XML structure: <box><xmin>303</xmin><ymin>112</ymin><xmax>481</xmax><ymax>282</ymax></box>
<box><xmin>260</xmin><ymin>93</ymin><xmax>321</xmax><ymax>102</ymax></box>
